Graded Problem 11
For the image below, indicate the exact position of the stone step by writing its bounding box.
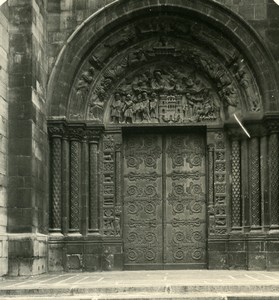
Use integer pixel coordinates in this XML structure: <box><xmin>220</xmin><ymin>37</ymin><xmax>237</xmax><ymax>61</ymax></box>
<box><xmin>0</xmin><ymin>293</ymin><xmax>279</xmax><ymax>300</ymax></box>
<box><xmin>2</xmin><ymin>285</ymin><xmax>279</xmax><ymax>296</ymax></box>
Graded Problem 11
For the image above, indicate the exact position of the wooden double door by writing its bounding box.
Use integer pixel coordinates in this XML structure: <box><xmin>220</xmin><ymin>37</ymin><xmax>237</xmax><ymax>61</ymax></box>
<box><xmin>123</xmin><ymin>131</ymin><xmax>207</xmax><ymax>269</ymax></box>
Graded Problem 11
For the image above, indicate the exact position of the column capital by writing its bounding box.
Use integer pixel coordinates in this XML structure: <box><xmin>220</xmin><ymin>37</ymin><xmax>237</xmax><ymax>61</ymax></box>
<box><xmin>264</xmin><ymin>114</ymin><xmax>279</xmax><ymax>133</ymax></box>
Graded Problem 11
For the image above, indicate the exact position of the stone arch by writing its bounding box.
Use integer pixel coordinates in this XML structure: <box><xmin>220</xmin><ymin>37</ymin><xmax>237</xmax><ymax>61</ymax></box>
<box><xmin>47</xmin><ymin>0</ymin><xmax>279</xmax><ymax>121</ymax></box>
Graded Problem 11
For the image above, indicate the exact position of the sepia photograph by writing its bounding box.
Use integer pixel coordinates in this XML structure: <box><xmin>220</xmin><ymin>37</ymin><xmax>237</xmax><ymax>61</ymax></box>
<box><xmin>0</xmin><ymin>0</ymin><xmax>279</xmax><ymax>299</ymax></box>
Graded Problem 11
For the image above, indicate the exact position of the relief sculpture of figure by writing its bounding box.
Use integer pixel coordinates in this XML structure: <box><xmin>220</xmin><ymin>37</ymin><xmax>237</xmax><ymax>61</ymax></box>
<box><xmin>123</xmin><ymin>93</ymin><xmax>134</xmax><ymax>124</ymax></box>
<box><xmin>110</xmin><ymin>92</ymin><xmax>123</xmax><ymax>123</ymax></box>
<box><xmin>151</xmin><ymin>70</ymin><xmax>165</xmax><ymax>92</ymax></box>
<box><xmin>141</xmin><ymin>91</ymin><xmax>151</xmax><ymax>121</ymax></box>
<box><xmin>150</xmin><ymin>92</ymin><xmax>159</xmax><ymax>121</ymax></box>
<box><xmin>76</xmin><ymin>67</ymin><xmax>95</xmax><ymax>110</ymax></box>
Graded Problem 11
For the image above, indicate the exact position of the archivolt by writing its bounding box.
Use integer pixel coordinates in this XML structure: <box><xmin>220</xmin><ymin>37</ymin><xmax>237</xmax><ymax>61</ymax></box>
<box><xmin>47</xmin><ymin>0</ymin><xmax>279</xmax><ymax>121</ymax></box>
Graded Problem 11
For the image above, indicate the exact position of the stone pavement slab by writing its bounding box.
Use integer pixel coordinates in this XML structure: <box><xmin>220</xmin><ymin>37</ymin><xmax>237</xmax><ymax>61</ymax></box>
<box><xmin>1</xmin><ymin>270</ymin><xmax>279</xmax><ymax>299</ymax></box>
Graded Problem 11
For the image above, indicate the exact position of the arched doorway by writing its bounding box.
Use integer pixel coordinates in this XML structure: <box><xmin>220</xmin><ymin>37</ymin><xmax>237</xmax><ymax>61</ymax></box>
<box><xmin>47</xmin><ymin>0</ymin><xmax>279</xmax><ymax>271</ymax></box>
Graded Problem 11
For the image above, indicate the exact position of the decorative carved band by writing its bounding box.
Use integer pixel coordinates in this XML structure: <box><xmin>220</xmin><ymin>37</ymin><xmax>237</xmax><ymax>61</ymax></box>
<box><xmin>231</xmin><ymin>139</ymin><xmax>241</xmax><ymax>228</ymax></box>
<box><xmin>89</xmin><ymin>142</ymin><xmax>99</xmax><ymax>232</ymax></box>
<box><xmin>249</xmin><ymin>138</ymin><xmax>261</xmax><ymax>227</ymax></box>
<box><xmin>70</xmin><ymin>140</ymin><xmax>80</xmax><ymax>231</ymax></box>
<box><xmin>269</xmin><ymin>133</ymin><xmax>279</xmax><ymax>226</ymax></box>
<box><xmin>50</xmin><ymin>137</ymin><xmax>62</xmax><ymax>231</ymax></box>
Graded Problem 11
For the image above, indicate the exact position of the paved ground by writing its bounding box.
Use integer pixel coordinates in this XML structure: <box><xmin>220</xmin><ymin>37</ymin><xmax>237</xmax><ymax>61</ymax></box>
<box><xmin>2</xmin><ymin>270</ymin><xmax>279</xmax><ymax>299</ymax></box>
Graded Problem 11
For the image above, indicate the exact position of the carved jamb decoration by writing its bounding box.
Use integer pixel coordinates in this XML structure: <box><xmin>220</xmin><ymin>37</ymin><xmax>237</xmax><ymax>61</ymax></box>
<box><xmin>208</xmin><ymin>131</ymin><xmax>228</xmax><ymax>235</ymax></box>
<box><xmin>70</xmin><ymin>140</ymin><xmax>80</xmax><ymax>231</ymax></box>
<box><xmin>249</xmin><ymin>138</ymin><xmax>261</xmax><ymax>227</ymax></box>
<box><xmin>102</xmin><ymin>134</ymin><xmax>122</xmax><ymax>237</ymax></box>
<box><xmin>69</xmin><ymin>17</ymin><xmax>262</xmax><ymax>121</ymax></box>
<box><xmin>231</xmin><ymin>140</ymin><xmax>242</xmax><ymax>228</ymax></box>
<box><xmin>269</xmin><ymin>133</ymin><xmax>279</xmax><ymax>226</ymax></box>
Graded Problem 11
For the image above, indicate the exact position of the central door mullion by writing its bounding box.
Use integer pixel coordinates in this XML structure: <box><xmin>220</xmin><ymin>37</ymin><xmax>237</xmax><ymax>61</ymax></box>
<box><xmin>162</xmin><ymin>134</ymin><xmax>166</xmax><ymax>268</ymax></box>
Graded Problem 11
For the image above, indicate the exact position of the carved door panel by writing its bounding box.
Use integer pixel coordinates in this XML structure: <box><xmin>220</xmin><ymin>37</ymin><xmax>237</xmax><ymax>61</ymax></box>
<box><xmin>123</xmin><ymin>134</ymin><xmax>163</xmax><ymax>269</ymax></box>
<box><xmin>123</xmin><ymin>132</ymin><xmax>207</xmax><ymax>270</ymax></box>
<box><xmin>165</xmin><ymin>134</ymin><xmax>207</xmax><ymax>268</ymax></box>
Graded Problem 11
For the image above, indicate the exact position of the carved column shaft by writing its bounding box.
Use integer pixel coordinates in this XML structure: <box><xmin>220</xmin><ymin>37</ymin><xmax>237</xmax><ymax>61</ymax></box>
<box><xmin>249</xmin><ymin>137</ymin><xmax>261</xmax><ymax>228</ymax></box>
<box><xmin>50</xmin><ymin>137</ymin><xmax>62</xmax><ymax>232</ymax></box>
<box><xmin>241</xmin><ymin>139</ymin><xmax>249</xmax><ymax>230</ymax></box>
<box><xmin>62</xmin><ymin>137</ymin><xmax>70</xmax><ymax>235</ymax></box>
<box><xmin>231</xmin><ymin>139</ymin><xmax>242</xmax><ymax>229</ymax></box>
<box><xmin>89</xmin><ymin>141</ymin><xmax>99</xmax><ymax>233</ymax></box>
<box><xmin>269</xmin><ymin>133</ymin><xmax>279</xmax><ymax>227</ymax></box>
<box><xmin>69</xmin><ymin>140</ymin><xmax>81</xmax><ymax>232</ymax></box>
<box><xmin>81</xmin><ymin>139</ymin><xmax>89</xmax><ymax>236</ymax></box>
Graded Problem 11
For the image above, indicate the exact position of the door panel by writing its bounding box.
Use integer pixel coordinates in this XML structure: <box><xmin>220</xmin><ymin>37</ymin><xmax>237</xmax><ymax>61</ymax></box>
<box><xmin>164</xmin><ymin>134</ymin><xmax>206</xmax><ymax>268</ymax></box>
<box><xmin>123</xmin><ymin>134</ymin><xmax>163</xmax><ymax>268</ymax></box>
<box><xmin>123</xmin><ymin>132</ymin><xmax>207</xmax><ymax>269</ymax></box>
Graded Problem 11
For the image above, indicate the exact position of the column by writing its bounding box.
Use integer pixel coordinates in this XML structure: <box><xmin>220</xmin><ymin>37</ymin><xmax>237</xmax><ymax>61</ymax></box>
<box><xmin>249</xmin><ymin>137</ymin><xmax>261</xmax><ymax>228</ymax></box>
<box><xmin>61</xmin><ymin>135</ymin><xmax>70</xmax><ymax>235</ymax></box>
<box><xmin>49</xmin><ymin>127</ymin><xmax>63</xmax><ymax>233</ymax></box>
<box><xmin>269</xmin><ymin>133</ymin><xmax>279</xmax><ymax>228</ymax></box>
<box><xmin>88</xmin><ymin>132</ymin><xmax>100</xmax><ymax>233</ymax></box>
<box><xmin>231</xmin><ymin>139</ymin><xmax>242</xmax><ymax>229</ymax></box>
<box><xmin>81</xmin><ymin>137</ymin><xmax>89</xmax><ymax>236</ymax></box>
<box><xmin>241</xmin><ymin>138</ymin><xmax>249</xmax><ymax>232</ymax></box>
<box><xmin>69</xmin><ymin>136</ymin><xmax>81</xmax><ymax>233</ymax></box>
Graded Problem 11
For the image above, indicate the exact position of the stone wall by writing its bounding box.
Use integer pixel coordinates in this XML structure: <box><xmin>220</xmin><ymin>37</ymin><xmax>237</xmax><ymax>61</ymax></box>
<box><xmin>7</xmin><ymin>0</ymin><xmax>48</xmax><ymax>276</ymax></box>
<box><xmin>0</xmin><ymin>1</ymin><xmax>9</xmax><ymax>277</ymax></box>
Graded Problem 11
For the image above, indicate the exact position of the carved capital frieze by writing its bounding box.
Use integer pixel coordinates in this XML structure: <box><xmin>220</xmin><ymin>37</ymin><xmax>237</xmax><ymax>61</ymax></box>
<box><xmin>67</xmin><ymin>127</ymin><xmax>86</xmax><ymax>141</ymax></box>
<box><xmin>264</xmin><ymin>115</ymin><xmax>279</xmax><ymax>133</ymax></box>
<box><xmin>48</xmin><ymin>126</ymin><xmax>65</xmax><ymax>138</ymax></box>
<box><xmin>86</xmin><ymin>129</ymin><xmax>102</xmax><ymax>143</ymax></box>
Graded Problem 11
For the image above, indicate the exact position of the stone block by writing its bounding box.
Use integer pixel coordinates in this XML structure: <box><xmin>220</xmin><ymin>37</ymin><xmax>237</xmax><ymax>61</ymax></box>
<box><xmin>67</xmin><ymin>244</ymin><xmax>83</xmax><ymax>254</ymax></box>
<box><xmin>248</xmin><ymin>241</ymin><xmax>265</xmax><ymax>252</ymax></box>
<box><xmin>9</xmin><ymin>238</ymin><xmax>34</xmax><ymax>257</ymax></box>
<box><xmin>0</xmin><ymin>257</ymin><xmax>8</xmax><ymax>276</ymax></box>
<box><xmin>239</xmin><ymin>4</ymin><xmax>255</xmax><ymax>20</ymax></box>
<box><xmin>228</xmin><ymin>252</ymin><xmax>247</xmax><ymax>269</ymax></box>
<box><xmin>208</xmin><ymin>241</ymin><xmax>227</xmax><ymax>252</ymax></box>
<box><xmin>0</xmin><ymin>208</ymin><xmax>7</xmax><ymax>228</ymax></box>
<box><xmin>267</xmin><ymin>241</ymin><xmax>279</xmax><ymax>252</ymax></box>
<box><xmin>113</xmin><ymin>253</ymin><xmax>124</xmax><ymax>271</ymax></box>
<box><xmin>83</xmin><ymin>254</ymin><xmax>101</xmax><ymax>271</ymax></box>
<box><xmin>8</xmin><ymin>188</ymin><xmax>34</xmax><ymax>209</ymax></box>
<box><xmin>67</xmin><ymin>254</ymin><xmax>82</xmax><ymax>270</ymax></box>
<box><xmin>267</xmin><ymin>3</ymin><xmax>279</xmax><ymax>19</ymax></box>
<box><xmin>9</xmin><ymin>5</ymin><xmax>32</xmax><ymax>26</ymax></box>
<box><xmin>84</xmin><ymin>243</ymin><xmax>102</xmax><ymax>254</ymax></box>
<box><xmin>228</xmin><ymin>241</ymin><xmax>246</xmax><ymax>252</ymax></box>
<box><xmin>8</xmin><ymin>258</ymin><xmax>19</xmax><ymax>276</ymax></box>
<box><xmin>48</xmin><ymin>245</ymin><xmax>64</xmax><ymax>272</ymax></box>
<box><xmin>9</xmin><ymin>138</ymin><xmax>32</xmax><ymax>156</ymax></box>
<box><xmin>208</xmin><ymin>251</ymin><xmax>228</xmax><ymax>269</ymax></box>
<box><xmin>8</xmin><ymin>208</ymin><xmax>34</xmax><ymax>232</ymax></box>
<box><xmin>0</xmin><ymin>186</ymin><xmax>7</xmax><ymax>207</ymax></box>
<box><xmin>17</xmin><ymin>257</ymin><xmax>47</xmax><ymax>276</ymax></box>
<box><xmin>254</xmin><ymin>4</ymin><xmax>267</xmax><ymax>20</ymax></box>
<box><xmin>267</xmin><ymin>252</ymin><xmax>279</xmax><ymax>270</ymax></box>
<box><xmin>248</xmin><ymin>253</ymin><xmax>266</xmax><ymax>270</ymax></box>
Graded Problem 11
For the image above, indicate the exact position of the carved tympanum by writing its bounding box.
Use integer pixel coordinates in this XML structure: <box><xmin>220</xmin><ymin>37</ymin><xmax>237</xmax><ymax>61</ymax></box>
<box><xmin>109</xmin><ymin>66</ymin><xmax>220</xmax><ymax>124</ymax></box>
